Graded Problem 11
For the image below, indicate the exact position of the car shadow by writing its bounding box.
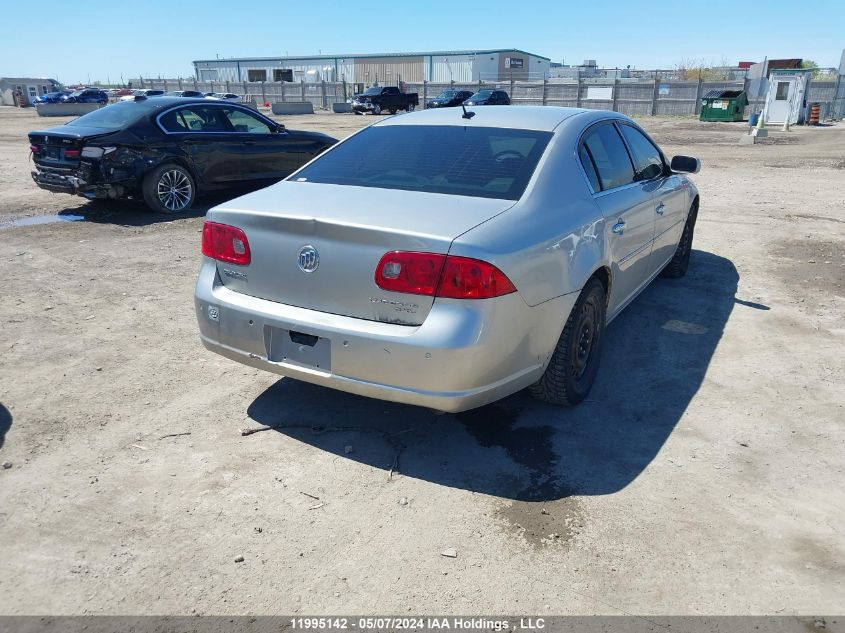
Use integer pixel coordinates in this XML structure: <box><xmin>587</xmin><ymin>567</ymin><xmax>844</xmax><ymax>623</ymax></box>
<box><xmin>246</xmin><ymin>250</ymin><xmax>740</xmax><ymax>502</ymax></box>
<box><xmin>56</xmin><ymin>187</ymin><xmax>264</xmax><ymax>227</ymax></box>
<box><xmin>0</xmin><ymin>403</ymin><xmax>11</xmax><ymax>450</ymax></box>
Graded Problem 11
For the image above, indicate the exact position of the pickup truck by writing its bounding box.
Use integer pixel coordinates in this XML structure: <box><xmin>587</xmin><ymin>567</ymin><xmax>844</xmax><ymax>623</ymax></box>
<box><xmin>350</xmin><ymin>86</ymin><xmax>419</xmax><ymax>115</ymax></box>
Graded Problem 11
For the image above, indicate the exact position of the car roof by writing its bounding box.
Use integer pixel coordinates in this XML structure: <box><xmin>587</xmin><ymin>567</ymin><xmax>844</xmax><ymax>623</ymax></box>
<box><xmin>113</xmin><ymin>96</ymin><xmax>237</xmax><ymax>112</ymax></box>
<box><xmin>375</xmin><ymin>105</ymin><xmax>609</xmax><ymax>132</ymax></box>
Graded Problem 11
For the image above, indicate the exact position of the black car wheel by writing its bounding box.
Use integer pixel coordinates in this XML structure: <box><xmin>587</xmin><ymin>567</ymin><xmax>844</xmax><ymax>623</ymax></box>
<box><xmin>373</xmin><ymin>104</ymin><xmax>382</xmax><ymax>115</ymax></box>
<box><xmin>407</xmin><ymin>104</ymin><xmax>415</xmax><ymax>111</ymax></box>
<box><xmin>529</xmin><ymin>278</ymin><xmax>606</xmax><ymax>406</ymax></box>
<box><xmin>142</xmin><ymin>164</ymin><xmax>196</xmax><ymax>213</ymax></box>
<box><xmin>660</xmin><ymin>203</ymin><xmax>697</xmax><ymax>279</ymax></box>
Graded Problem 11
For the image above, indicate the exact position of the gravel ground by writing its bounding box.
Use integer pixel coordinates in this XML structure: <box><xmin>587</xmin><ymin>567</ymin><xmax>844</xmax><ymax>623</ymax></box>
<box><xmin>0</xmin><ymin>106</ymin><xmax>843</xmax><ymax>615</ymax></box>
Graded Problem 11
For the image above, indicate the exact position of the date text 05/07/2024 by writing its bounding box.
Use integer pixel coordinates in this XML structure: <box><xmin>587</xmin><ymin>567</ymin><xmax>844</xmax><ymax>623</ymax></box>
<box><xmin>289</xmin><ymin>617</ymin><xmax>547</xmax><ymax>631</ymax></box>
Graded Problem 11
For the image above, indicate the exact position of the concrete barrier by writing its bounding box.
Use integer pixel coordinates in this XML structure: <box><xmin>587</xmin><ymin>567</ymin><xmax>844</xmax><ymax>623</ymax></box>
<box><xmin>271</xmin><ymin>102</ymin><xmax>314</xmax><ymax>115</ymax></box>
<box><xmin>332</xmin><ymin>102</ymin><xmax>352</xmax><ymax>113</ymax></box>
<box><xmin>35</xmin><ymin>103</ymin><xmax>105</xmax><ymax>117</ymax></box>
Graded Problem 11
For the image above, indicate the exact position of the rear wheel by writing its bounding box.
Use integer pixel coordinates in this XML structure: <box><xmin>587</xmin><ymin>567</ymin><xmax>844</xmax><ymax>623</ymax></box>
<box><xmin>407</xmin><ymin>103</ymin><xmax>416</xmax><ymax>111</ymax></box>
<box><xmin>530</xmin><ymin>278</ymin><xmax>606</xmax><ymax>406</ymax></box>
<box><xmin>660</xmin><ymin>204</ymin><xmax>697</xmax><ymax>278</ymax></box>
<box><xmin>142</xmin><ymin>163</ymin><xmax>196</xmax><ymax>213</ymax></box>
<box><xmin>373</xmin><ymin>104</ymin><xmax>382</xmax><ymax>115</ymax></box>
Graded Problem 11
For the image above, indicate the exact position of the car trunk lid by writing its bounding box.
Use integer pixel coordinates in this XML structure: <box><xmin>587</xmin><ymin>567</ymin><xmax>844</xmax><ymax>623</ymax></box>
<box><xmin>29</xmin><ymin>126</ymin><xmax>112</xmax><ymax>168</ymax></box>
<box><xmin>208</xmin><ymin>181</ymin><xmax>515</xmax><ymax>325</ymax></box>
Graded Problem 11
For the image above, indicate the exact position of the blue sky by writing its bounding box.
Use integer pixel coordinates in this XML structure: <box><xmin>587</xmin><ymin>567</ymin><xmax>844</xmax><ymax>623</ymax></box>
<box><xmin>2</xmin><ymin>0</ymin><xmax>843</xmax><ymax>83</ymax></box>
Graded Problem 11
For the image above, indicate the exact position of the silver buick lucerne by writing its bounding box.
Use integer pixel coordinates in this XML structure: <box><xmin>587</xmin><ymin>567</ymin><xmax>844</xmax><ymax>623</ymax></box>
<box><xmin>195</xmin><ymin>106</ymin><xmax>700</xmax><ymax>412</ymax></box>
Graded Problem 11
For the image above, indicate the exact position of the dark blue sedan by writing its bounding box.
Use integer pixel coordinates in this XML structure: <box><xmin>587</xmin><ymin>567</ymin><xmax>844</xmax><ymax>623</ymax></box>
<box><xmin>61</xmin><ymin>89</ymin><xmax>108</xmax><ymax>104</ymax></box>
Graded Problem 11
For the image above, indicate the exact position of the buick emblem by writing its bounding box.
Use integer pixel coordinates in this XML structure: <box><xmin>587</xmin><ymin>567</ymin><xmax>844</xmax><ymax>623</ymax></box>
<box><xmin>297</xmin><ymin>245</ymin><xmax>319</xmax><ymax>273</ymax></box>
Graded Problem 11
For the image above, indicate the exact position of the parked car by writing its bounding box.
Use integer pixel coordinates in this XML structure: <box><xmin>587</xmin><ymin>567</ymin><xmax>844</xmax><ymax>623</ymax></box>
<box><xmin>350</xmin><ymin>86</ymin><xmax>419</xmax><ymax>115</ymax></box>
<box><xmin>165</xmin><ymin>90</ymin><xmax>204</xmax><ymax>98</ymax></box>
<box><xmin>194</xmin><ymin>107</ymin><xmax>701</xmax><ymax>412</ymax></box>
<box><xmin>463</xmin><ymin>89</ymin><xmax>510</xmax><ymax>106</ymax></box>
<box><xmin>33</xmin><ymin>91</ymin><xmax>71</xmax><ymax>104</ymax></box>
<box><xmin>205</xmin><ymin>93</ymin><xmax>241</xmax><ymax>102</ymax></box>
<box><xmin>115</xmin><ymin>88</ymin><xmax>134</xmax><ymax>97</ymax></box>
<box><xmin>28</xmin><ymin>97</ymin><xmax>337</xmax><ymax>213</ymax></box>
<box><xmin>426</xmin><ymin>90</ymin><xmax>473</xmax><ymax>109</ymax></box>
<box><xmin>119</xmin><ymin>89</ymin><xmax>165</xmax><ymax>102</ymax></box>
<box><xmin>61</xmin><ymin>88</ymin><xmax>108</xmax><ymax>104</ymax></box>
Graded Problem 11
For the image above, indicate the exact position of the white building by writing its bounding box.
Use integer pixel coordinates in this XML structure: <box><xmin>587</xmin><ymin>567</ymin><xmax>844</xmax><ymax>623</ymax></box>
<box><xmin>193</xmin><ymin>49</ymin><xmax>550</xmax><ymax>85</ymax></box>
<box><xmin>0</xmin><ymin>77</ymin><xmax>62</xmax><ymax>106</ymax></box>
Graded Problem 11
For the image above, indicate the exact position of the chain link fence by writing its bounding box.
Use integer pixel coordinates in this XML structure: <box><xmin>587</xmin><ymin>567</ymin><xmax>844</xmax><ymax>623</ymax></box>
<box><xmin>140</xmin><ymin>76</ymin><xmax>845</xmax><ymax>120</ymax></box>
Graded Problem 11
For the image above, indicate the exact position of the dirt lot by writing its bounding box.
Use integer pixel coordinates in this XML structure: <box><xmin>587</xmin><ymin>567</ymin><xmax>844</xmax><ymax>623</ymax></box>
<box><xmin>0</xmin><ymin>106</ymin><xmax>843</xmax><ymax>616</ymax></box>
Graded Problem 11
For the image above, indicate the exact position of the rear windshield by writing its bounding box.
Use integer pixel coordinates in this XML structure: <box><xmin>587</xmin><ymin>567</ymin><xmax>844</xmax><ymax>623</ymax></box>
<box><xmin>293</xmin><ymin>124</ymin><xmax>552</xmax><ymax>200</ymax></box>
<box><xmin>65</xmin><ymin>102</ymin><xmax>147</xmax><ymax>130</ymax></box>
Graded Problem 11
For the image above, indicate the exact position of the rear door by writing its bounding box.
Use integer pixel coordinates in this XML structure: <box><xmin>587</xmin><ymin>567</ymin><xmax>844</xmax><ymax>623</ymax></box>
<box><xmin>580</xmin><ymin>121</ymin><xmax>656</xmax><ymax>316</ymax></box>
<box><xmin>617</xmin><ymin>123</ymin><xmax>687</xmax><ymax>276</ymax></box>
<box><xmin>158</xmin><ymin>104</ymin><xmax>238</xmax><ymax>184</ymax></box>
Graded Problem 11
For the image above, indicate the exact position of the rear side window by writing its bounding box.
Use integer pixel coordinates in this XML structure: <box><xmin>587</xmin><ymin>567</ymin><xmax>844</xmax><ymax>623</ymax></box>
<box><xmin>578</xmin><ymin>145</ymin><xmax>601</xmax><ymax>192</ymax></box>
<box><xmin>294</xmin><ymin>124</ymin><xmax>552</xmax><ymax>200</ymax></box>
<box><xmin>619</xmin><ymin>124</ymin><xmax>664</xmax><ymax>181</ymax></box>
<box><xmin>160</xmin><ymin>106</ymin><xmax>228</xmax><ymax>132</ymax></box>
<box><xmin>581</xmin><ymin>124</ymin><xmax>635</xmax><ymax>190</ymax></box>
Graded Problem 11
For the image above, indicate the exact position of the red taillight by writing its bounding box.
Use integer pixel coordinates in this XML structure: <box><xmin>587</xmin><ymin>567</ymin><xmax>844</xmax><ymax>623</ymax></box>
<box><xmin>375</xmin><ymin>251</ymin><xmax>516</xmax><ymax>300</ymax></box>
<box><xmin>29</xmin><ymin>144</ymin><xmax>41</xmax><ymax>154</ymax></box>
<box><xmin>375</xmin><ymin>251</ymin><xmax>446</xmax><ymax>296</ymax></box>
<box><xmin>436</xmin><ymin>255</ymin><xmax>517</xmax><ymax>299</ymax></box>
<box><xmin>201</xmin><ymin>221</ymin><xmax>251</xmax><ymax>266</ymax></box>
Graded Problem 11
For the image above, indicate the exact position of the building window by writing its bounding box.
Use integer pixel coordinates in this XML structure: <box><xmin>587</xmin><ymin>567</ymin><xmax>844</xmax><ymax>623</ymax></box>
<box><xmin>28</xmin><ymin>86</ymin><xmax>37</xmax><ymax>97</ymax></box>
<box><xmin>247</xmin><ymin>69</ymin><xmax>267</xmax><ymax>82</ymax></box>
<box><xmin>273</xmin><ymin>69</ymin><xmax>293</xmax><ymax>82</ymax></box>
<box><xmin>775</xmin><ymin>81</ymin><xmax>790</xmax><ymax>100</ymax></box>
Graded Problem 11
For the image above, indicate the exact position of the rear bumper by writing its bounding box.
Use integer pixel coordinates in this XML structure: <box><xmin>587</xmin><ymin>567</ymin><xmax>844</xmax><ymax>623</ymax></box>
<box><xmin>31</xmin><ymin>166</ymin><xmax>132</xmax><ymax>199</ymax></box>
<box><xmin>194</xmin><ymin>259</ymin><xmax>574</xmax><ymax>412</ymax></box>
<box><xmin>31</xmin><ymin>168</ymin><xmax>83</xmax><ymax>194</ymax></box>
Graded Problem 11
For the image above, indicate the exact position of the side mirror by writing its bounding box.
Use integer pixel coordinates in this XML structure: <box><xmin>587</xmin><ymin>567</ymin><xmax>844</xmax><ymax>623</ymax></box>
<box><xmin>275</xmin><ymin>123</ymin><xmax>286</xmax><ymax>133</ymax></box>
<box><xmin>670</xmin><ymin>155</ymin><xmax>701</xmax><ymax>174</ymax></box>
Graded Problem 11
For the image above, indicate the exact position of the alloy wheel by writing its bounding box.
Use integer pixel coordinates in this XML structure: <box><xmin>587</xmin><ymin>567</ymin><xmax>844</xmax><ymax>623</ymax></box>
<box><xmin>157</xmin><ymin>169</ymin><xmax>192</xmax><ymax>212</ymax></box>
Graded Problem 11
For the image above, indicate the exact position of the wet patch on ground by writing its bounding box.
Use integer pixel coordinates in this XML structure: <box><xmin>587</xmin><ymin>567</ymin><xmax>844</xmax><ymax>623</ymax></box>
<box><xmin>0</xmin><ymin>214</ymin><xmax>84</xmax><ymax>230</ymax></box>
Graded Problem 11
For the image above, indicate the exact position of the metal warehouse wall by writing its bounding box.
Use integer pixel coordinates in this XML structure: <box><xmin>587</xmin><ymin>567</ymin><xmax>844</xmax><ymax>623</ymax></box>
<box><xmin>429</xmin><ymin>55</ymin><xmax>475</xmax><ymax>83</ymax></box>
<box><xmin>352</xmin><ymin>56</ymin><xmax>425</xmax><ymax>84</ymax></box>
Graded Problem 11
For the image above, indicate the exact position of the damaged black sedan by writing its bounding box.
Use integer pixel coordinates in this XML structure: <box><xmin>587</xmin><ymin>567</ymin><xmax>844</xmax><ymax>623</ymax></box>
<box><xmin>29</xmin><ymin>97</ymin><xmax>336</xmax><ymax>213</ymax></box>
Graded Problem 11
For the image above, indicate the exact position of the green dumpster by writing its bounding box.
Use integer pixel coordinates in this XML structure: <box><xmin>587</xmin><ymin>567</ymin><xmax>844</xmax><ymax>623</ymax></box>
<box><xmin>699</xmin><ymin>89</ymin><xmax>748</xmax><ymax>122</ymax></box>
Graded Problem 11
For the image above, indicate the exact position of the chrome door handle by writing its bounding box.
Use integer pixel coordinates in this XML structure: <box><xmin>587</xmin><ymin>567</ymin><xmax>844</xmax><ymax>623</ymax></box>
<box><xmin>656</xmin><ymin>202</ymin><xmax>666</xmax><ymax>215</ymax></box>
<box><xmin>612</xmin><ymin>220</ymin><xmax>626</xmax><ymax>235</ymax></box>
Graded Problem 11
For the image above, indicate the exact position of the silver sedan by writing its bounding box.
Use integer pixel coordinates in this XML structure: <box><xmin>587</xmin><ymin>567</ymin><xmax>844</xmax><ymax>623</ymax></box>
<box><xmin>194</xmin><ymin>106</ymin><xmax>700</xmax><ymax>412</ymax></box>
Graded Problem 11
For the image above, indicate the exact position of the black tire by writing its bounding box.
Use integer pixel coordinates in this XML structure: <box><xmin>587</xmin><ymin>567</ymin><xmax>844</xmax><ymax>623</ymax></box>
<box><xmin>660</xmin><ymin>204</ymin><xmax>697</xmax><ymax>279</ymax></box>
<box><xmin>142</xmin><ymin>163</ymin><xmax>196</xmax><ymax>214</ymax></box>
<box><xmin>530</xmin><ymin>278</ymin><xmax>606</xmax><ymax>406</ymax></box>
<box><xmin>407</xmin><ymin>103</ymin><xmax>416</xmax><ymax>112</ymax></box>
<box><xmin>373</xmin><ymin>104</ymin><xmax>382</xmax><ymax>115</ymax></box>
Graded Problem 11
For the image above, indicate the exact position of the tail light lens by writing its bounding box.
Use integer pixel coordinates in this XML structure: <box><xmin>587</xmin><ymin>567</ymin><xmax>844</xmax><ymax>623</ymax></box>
<box><xmin>29</xmin><ymin>145</ymin><xmax>41</xmax><ymax>154</ymax></box>
<box><xmin>437</xmin><ymin>255</ymin><xmax>517</xmax><ymax>299</ymax></box>
<box><xmin>375</xmin><ymin>252</ymin><xmax>516</xmax><ymax>300</ymax></box>
<box><xmin>64</xmin><ymin>149</ymin><xmax>80</xmax><ymax>159</ymax></box>
<box><xmin>201</xmin><ymin>221</ymin><xmax>251</xmax><ymax>266</ymax></box>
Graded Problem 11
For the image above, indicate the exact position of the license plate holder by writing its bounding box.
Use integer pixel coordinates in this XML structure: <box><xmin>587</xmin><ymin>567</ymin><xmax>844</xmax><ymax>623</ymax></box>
<box><xmin>265</xmin><ymin>327</ymin><xmax>331</xmax><ymax>372</ymax></box>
